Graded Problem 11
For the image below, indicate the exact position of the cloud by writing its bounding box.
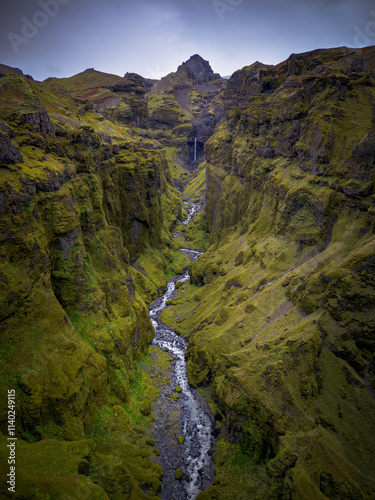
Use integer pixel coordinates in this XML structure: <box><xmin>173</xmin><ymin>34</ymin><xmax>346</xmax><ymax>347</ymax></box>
<box><xmin>0</xmin><ymin>0</ymin><xmax>374</xmax><ymax>81</ymax></box>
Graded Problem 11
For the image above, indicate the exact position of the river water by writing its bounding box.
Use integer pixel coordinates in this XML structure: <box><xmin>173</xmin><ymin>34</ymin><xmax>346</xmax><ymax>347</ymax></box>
<box><xmin>148</xmin><ymin>208</ymin><xmax>215</xmax><ymax>499</ymax></box>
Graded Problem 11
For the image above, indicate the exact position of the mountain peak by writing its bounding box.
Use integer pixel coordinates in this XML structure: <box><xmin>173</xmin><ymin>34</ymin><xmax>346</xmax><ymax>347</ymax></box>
<box><xmin>0</xmin><ymin>63</ymin><xmax>24</xmax><ymax>76</ymax></box>
<box><xmin>178</xmin><ymin>54</ymin><xmax>217</xmax><ymax>80</ymax></box>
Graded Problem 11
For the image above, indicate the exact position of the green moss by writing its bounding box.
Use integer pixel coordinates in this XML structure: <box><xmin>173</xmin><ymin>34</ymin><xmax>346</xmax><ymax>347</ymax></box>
<box><xmin>163</xmin><ymin>49</ymin><xmax>375</xmax><ymax>497</ymax></box>
<box><xmin>2</xmin><ymin>45</ymin><xmax>375</xmax><ymax>500</ymax></box>
<box><xmin>174</xmin><ymin>468</ymin><xmax>183</xmax><ymax>480</ymax></box>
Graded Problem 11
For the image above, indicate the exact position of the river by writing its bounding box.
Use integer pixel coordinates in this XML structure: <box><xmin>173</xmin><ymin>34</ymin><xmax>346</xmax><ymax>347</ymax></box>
<box><xmin>148</xmin><ymin>205</ymin><xmax>216</xmax><ymax>500</ymax></box>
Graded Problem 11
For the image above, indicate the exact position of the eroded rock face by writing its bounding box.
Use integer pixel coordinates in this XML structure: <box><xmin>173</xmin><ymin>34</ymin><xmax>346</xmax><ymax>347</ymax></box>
<box><xmin>164</xmin><ymin>46</ymin><xmax>375</xmax><ymax>499</ymax></box>
<box><xmin>0</xmin><ymin>131</ymin><xmax>23</xmax><ymax>164</ymax></box>
<box><xmin>0</xmin><ymin>66</ymin><xmax>182</xmax><ymax>499</ymax></box>
<box><xmin>178</xmin><ymin>54</ymin><xmax>217</xmax><ymax>81</ymax></box>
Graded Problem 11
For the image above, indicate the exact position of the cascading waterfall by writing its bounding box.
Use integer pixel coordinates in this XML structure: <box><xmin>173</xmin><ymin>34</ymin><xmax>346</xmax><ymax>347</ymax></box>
<box><xmin>183</xmin><ymin>201</ymin><xmax>198</xmax><ymax>226</ymax></box>
<box><xmin>194</xmin><ymin>137</ymin><xmax>197</xmax><ymax>163</ymax></box>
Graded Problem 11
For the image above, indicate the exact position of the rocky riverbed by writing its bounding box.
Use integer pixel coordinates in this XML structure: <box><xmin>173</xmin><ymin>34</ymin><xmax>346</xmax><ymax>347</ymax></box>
<box><xmin>147</xmin><ymin>240</ymin><xmax>216</xmax><ymax>499</ymax></box>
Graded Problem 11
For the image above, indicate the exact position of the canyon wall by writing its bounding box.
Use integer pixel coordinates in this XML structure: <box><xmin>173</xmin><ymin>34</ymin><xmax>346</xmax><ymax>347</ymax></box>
<box><xmin>0</xmin><ymin>66</ymin><xmax>184</xmax><ymax>499</ymax></box>
<box><xmin>166</xmin><ymin>47</ymin><xmax>375</xmax><ymax>499</ymax></box>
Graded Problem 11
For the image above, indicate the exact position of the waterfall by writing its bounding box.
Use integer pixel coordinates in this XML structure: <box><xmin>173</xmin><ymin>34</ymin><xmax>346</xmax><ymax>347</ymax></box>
<box><xmin>194</xmin><ymin>137</ymin><xmax>197</xmax><ymax>163</ymax></box>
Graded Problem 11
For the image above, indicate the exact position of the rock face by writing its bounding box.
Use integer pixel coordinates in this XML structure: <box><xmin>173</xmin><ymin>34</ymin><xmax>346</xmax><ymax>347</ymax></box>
<box><xmin>0</xmin><ymin>131</ymin><xmax>23</xmax><ymax>164</ymax></box>
<box><xmin>177</xmin><ymin>54</ymin><xmax>218</xmax><ymax>81</ymax></box>
<box><xmin>0</xmin><ymin>66</ymin><xmax>184</xmax><ymax>498</ymax></box>
<box><xmin>147</xmin><ymin>55</ymin><xmax>226</xmax><ymax>167</ymax></box>
<box><xmin>0</xmin><ymin>63</ymin><xmax>24</xmax><ymax>76</ymax></box>
<box><xmin>163</xmin><ymin>46</ymin><xmax>375</xmax><ymax>499</ymax></box>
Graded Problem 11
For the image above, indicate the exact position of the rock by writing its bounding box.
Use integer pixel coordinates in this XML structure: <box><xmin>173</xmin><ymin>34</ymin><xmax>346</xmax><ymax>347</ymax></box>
<box><xmin>174</xmin><ymin>468</ymin><xmax>183</xmax><ymax>480</ymax></box>
<box><xmin>178</xmin><ymin>54</ymin><xmax>218</xmax><ymax>81</ymax></box>
<box><xmin>0</xmin><ymin>63</ymin><xmax>24</xmax><ymax>76</ymax></box>
<box><xmin>0</xmin><ymin>131</ymin><xmax>23</xmax><ymax>164</ymax></box>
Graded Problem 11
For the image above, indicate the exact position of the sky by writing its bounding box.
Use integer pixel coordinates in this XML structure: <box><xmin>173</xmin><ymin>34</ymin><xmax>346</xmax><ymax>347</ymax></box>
<box><xmin>0</xmin><ymin>0</ymin><xmax>374</xmax><ymax>81</ymax></box>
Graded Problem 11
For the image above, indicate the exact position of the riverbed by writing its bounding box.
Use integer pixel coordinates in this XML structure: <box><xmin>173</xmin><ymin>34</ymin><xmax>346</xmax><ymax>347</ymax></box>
<box><xmin>148</xmin><ymin>208</ymin><xmax>216</xmax><ymax>499</ymax></box>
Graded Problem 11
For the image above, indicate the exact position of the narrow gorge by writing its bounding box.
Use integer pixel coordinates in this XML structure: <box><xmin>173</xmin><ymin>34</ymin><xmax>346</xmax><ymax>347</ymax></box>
<box><xmin>149</xmin><ymin>240</ymin><xmax>215</xmax><ymax>500</ymax></box>
<box><xmin>0</xmin><ymin>48</ymin><xmax>375</xmax><ymax>499</ymax></box>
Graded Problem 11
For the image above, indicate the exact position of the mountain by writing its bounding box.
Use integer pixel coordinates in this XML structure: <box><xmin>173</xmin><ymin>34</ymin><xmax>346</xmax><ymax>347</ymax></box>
<box><xmin>177</xmin><ymin>54</ymin><xmax>220</xmax><ymax>81</ymax></box>
<box><xmin>0</xmin><ymin>47</ymin><xmax>375</xmax><ymax>499</ymax></box>
<box><xmin>147</xmin><ymin>55</ymin><xmax>227</xmax><ymax>168</ymax></box>
<box><xmin>0</xmin><ymin>57</ymin><xmax>188</xmax><ymax>499</ymax></box>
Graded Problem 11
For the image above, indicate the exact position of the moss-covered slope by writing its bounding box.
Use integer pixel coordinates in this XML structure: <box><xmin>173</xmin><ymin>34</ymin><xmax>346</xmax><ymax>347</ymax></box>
<box><xmin>0</xmin><ymin>67</ymin><xmax>186</xmax><ymax>498</ymax></box>
<box><xmin>163</xmin><ymin>46</ymin><xmax>375</xmax><ymax>499</ymax></box>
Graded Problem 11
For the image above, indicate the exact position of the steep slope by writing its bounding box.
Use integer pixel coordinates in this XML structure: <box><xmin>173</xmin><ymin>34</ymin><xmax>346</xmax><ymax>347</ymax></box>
<box><xmin>163</xmin><ymin>46</ymin><xmax>375</xmax><ymax>499</ymax></box>
<box><xmin>0</xmin><ymin>66</ymin><xmax>186</xmax><ymax>498</ymax></box>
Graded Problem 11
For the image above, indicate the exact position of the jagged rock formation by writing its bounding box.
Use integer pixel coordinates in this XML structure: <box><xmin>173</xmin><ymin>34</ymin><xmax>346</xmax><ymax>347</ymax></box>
<box><xmin>177</xmin><ymin>54</ymin><xmax>220</xmax><ymax>81</ymax></box>
<box><xmin>163</xmin><ymin>46</ymin><xmax>375</xmax><ymax>499</ymax></box>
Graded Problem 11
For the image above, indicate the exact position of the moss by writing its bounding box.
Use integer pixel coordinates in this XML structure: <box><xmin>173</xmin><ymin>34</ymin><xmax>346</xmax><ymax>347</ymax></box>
<box><xmin>0</xmin><ymin>66</ymin><xmax>178</xmax><ymax>499</ymax></box>
<box><xmin>161</xmin><ymin>47</ymin><xmax>375</xmax><ymax>499</ymax></box>
<box><xmin>0</xmin><ymin>434</ymin><xmax>110</xmax><ymax>499</ymax></box>
<box><xmin>2</xmin><ymin>46</ymin><xmax>375</xmax><ymax>500</ymax></box>
<box><xmin>174</xmin><ymin>468</ymin><xmax>183</xmax><ymax>480</ymax></box>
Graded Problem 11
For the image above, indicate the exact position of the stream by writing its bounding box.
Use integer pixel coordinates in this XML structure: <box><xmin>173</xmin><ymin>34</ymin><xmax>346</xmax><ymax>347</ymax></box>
<box><xmin>148</xmin><ymin>205</ymin><xmax>216</xmax><ymax>500</ymax></box>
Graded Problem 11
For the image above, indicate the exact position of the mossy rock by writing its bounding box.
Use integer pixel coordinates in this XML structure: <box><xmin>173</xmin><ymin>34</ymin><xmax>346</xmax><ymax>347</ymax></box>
<box><xmin>174</xmin><ymin>468</ymin><xmax>183</xmax><ymax>480</ymax></box>
<box><xmin>139</xmin><ymin>400</ymin><xmax>152</xmax><ymax>416</ymax></box>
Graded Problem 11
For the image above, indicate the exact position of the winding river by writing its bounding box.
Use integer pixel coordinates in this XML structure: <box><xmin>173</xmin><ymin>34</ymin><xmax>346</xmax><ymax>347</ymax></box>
<box><xmin>148</xmin><ymin>205</ymin><xmax>215</xmax><ymax>499</ymax></box>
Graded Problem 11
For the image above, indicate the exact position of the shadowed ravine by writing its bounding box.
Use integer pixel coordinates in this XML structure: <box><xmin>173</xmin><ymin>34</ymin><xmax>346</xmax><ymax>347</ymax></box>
<box><xmin>148</xmin><ymin>205</ymin><xmax>216</xmax><ymax>500</ymax></box>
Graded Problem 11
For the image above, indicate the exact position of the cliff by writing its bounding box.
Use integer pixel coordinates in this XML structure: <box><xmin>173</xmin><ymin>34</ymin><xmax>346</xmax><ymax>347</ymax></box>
<box><xmin>0</xmin><ymin>66</ymin><xmax>186</xmax><ymax>498</ymax></box>
<box><xmin>163</xmin><ymin>46</ymin><xmax>375</xmax><ymax>499</ymax></box>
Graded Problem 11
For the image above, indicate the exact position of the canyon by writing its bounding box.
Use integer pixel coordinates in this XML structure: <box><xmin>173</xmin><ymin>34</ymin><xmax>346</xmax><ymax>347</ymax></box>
<box><xmin>0</xmin><ymin>47</ymin><xmax>375</xmax><ymax>499</ymax></box>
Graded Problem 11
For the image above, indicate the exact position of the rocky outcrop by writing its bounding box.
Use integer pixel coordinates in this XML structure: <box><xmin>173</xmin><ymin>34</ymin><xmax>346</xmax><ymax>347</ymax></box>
<box><xmin>177</xmin><ymin>54</ymin><xmax>220</xmax><ymax>82</ymax></box>
<box><xmin>147</xmin><ymin>55</ymin><xmax>227</xmax><ymax>167</ymax></box>
<box><xmin>0</xmin><ymin>63</ymin><xmax>24</xmax><ymax>76</ymax></box>
<box><xmin>104</xmin><ymin>72</ymin><xmax>149</xmax><ymax>128</ymax></box>
<box><xmin>0</xmin><ymin>131</ymin><xmax>23</xmax><ymax>164</ymax></box>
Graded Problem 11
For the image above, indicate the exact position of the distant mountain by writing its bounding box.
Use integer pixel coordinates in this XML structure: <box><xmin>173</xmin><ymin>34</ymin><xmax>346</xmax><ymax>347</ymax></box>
<box><xmin>177</xmin><ymin>53</ymin><xmax>220</xmax><ymax>81</ymax></box>
<box><xmin>0</xmin><ymin>63</ymin><xmax>24</xmax><ymax>76</ymax></box>
<box><xmin>147</xmin><ymin>54</ymin><xmax>227</xmax><ymax>166</ymax></box>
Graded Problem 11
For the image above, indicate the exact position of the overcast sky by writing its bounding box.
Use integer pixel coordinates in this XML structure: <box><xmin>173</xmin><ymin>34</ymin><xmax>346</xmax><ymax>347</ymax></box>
<box><xmin>0</xmin><ymin>0</ymin><xmax>374</xmax><ymax>81</ymax></box>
